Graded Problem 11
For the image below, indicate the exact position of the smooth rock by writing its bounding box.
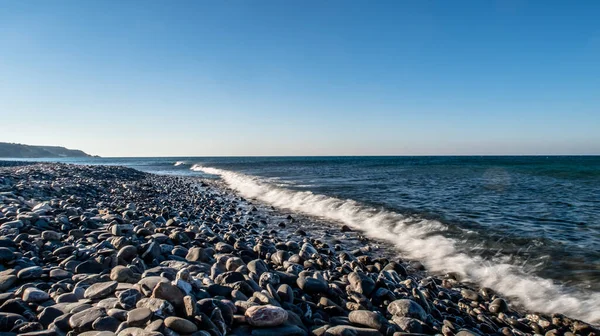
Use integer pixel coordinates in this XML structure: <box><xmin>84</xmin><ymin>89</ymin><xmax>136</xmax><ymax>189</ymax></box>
<box><xmin>23</xmin><ymin>287</ymin><xmax>50</xmax><ymax>303</ymax></box>
<box><xmin>127</xmin><ymin>307</ymin><xmax>152</xmax><ymax>327</ymax></box>
<box><xmin>164</xmin><ymin>316</ymin><xmax>198</xmax><ymax>333</ymax></box>
<box><xmin>245</xmin><ymin>305</ymin><xmax>288</xmax><ymax>327</ymax></box>
<box><xmin>85</xmin><ymin>281</ymin><xmax>118</xmax><ymax>300</ymax></box>
<box><xmin>18</xmin><ymin>266</ymin><xmax>43</xmax><ymax>280</ymax></box>
<box><xmin>387</xmin><ymin>300</ymin><xmax>427</xmax><ymax>321</ymax></box>
<box><xmin>69</xmin><ymin>307</ymin><xmax>106</xmax><ymax>331</ymax></box>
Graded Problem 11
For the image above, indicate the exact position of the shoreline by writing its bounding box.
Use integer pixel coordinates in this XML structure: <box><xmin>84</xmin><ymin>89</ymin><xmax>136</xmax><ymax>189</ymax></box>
<box><xmin>0</xmin><ymin>162</ymin><xmax>597</xmax><ymax>336</ymax></box>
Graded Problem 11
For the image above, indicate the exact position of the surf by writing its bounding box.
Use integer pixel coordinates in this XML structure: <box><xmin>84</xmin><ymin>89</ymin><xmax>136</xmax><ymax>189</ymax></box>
<box><xmin>191</xmin><ymin>164</ymin><xmax>600</xmax><ymax>323</ymax></box>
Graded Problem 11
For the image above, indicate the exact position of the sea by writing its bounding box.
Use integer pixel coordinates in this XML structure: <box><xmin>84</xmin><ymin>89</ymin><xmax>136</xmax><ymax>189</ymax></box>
<box><xmin>5</xmin><ymin>156</ymin><xmax>600</xmax><ymax>322</ymax></box>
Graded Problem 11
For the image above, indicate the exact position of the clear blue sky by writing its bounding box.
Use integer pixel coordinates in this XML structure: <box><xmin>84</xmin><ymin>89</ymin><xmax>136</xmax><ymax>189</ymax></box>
<box><xmin>1</xmin><ymin>0</ymin><xmax>599</xmax><ymax>156</ymax></box>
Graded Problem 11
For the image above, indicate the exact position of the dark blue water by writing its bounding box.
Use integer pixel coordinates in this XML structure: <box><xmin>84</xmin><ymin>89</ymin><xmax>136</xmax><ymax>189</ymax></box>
<box><xmin>7</xmin><ymin>156</ymin><xmax>600</xmax><ymax>320</ymax></box>
<box><xmin>198</xmin><ymin>156</ymin><xmax>600</xmax><ymax>287</ymax></box>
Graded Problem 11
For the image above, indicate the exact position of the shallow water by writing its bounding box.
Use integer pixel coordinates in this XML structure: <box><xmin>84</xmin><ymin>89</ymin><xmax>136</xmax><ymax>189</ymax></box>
<box><xmin>6</xmin><ymin>155</ymin><xmax>600</xmax><ymax>321</ymax></box>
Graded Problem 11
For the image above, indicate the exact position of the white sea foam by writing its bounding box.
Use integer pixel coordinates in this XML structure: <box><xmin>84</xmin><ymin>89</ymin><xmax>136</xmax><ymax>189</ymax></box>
<box><xmin>174</xmin><ymin>161</ymin><xmax>186</xmax><ymax>166</ymax></box>
<box><xmin>190</xmin><ymin>164</ymin><xmax>600</xmax><ymax>323</ymax></box>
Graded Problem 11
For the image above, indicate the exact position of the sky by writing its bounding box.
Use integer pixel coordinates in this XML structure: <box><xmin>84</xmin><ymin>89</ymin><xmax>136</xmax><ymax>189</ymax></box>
<box><xmin>0</xmin><ymin>0</ymin><xmax>599</xmax><ymax>157</ymax></box>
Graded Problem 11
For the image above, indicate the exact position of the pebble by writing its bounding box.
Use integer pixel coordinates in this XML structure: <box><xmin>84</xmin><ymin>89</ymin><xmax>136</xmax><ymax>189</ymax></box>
<box><xmin>489</xmin><ymin>298</ymin><xmax>509</xmax><ymax>314</ymax></box>
<box><xmin>127</xmin><ymin>307</ymin><xmax>153</xmax><ymax>327</ymax></box>
<box><xmin>23</xmin><ymin>287</ymin><xmax>50</xmax><ymax>302</ymax></box>
<box><xmin>69</xmin><ymin>307</ymin><xmax>106</xmax><ymax>331</ymax></box>
<box><xmin>245</xmin><ymin>305</ymin><xmax>288</xmax><ymax>327</ymax></box>
<box><xmin>85</xmin><ymin>281</ymin><xmax>118</xmax><ymax>300</ymax></box>
<box><xmin>0</xmin><ymin>162</ymin><xmax>592</xmax><ymax>336</ymax></box>
<box><xmin>17</xmin><ymin>266</ymin><xmax>43</xmax><ymax>280</ymax></box>
<box><xmin>387</xmin><ymin>299</ymin><xmax>428</xmax><ymax>321</ymax></box>
<box><xmin>164</xmin><ymin>316</ymin><xmax>198</xmax><ymax>333</ymax></box>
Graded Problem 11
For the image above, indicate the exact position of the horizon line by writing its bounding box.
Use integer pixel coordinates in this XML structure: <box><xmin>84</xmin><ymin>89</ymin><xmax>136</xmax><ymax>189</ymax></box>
<box><xmin>94</xmin><ymin>154</ymin><xmax>600</xmax><ymax>158</ymax></box>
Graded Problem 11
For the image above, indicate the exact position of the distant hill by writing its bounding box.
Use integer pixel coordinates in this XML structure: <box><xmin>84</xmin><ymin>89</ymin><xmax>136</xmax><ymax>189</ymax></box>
<box><xmin>0</xmin><ymin>142</ymin><xmax>94</xmax><ymax>158</ymax></box>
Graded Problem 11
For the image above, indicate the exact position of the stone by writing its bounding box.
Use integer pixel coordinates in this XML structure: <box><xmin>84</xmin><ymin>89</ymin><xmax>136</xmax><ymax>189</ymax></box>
<box><xmin>0</xmin><ymin>247</ymin><xmax>15</xmax><ymax>263</ymax></box>
<box><xmin>297</xmin><ymin>276</ymin><xmax>328</xmax><ymax>294</ymax></box>
<box><xmin>164</xmin><ymin>316</ymin><xmax>198</xmax><ymax>333</ymax></box>
<box><xmin>0</xmin><ymin>312</ymin><xmax>25</xmax><ymax>331</ymax></box>
<box><xmin>110</xmin><ymin>266</ymin><xmax>136</xmax><ymax>283</ymax></box>
<box><xmin>76</xmin><ymin>260</ymin><xmax>105</xmax><ymax>274</ymax></box>
<box><xmin>387</xmin><ymin>300</ymin><xmax>427</xmax><ymax>321</ymax></box>
<box><xmin>118</xmin><ymin>288</ymin><xmax>142</xmax><ymax>310</ymax></box>
<box><xmin>245</xmin><ymin>305</ymin><xmax>288</xmax><ymax>327</ymax></box>
<box><xmin>69</xmin><ymin>307</ymin><xmax>106</xmax><ymax>331</ymax></box>
<box><xmin>185</xmin><ymin>247</ymin><xmax>211</xmax><ymax>263</ymax></box>
<box><xmin>152</xmin><ymin>281</ymin><xmax>184</xmax><ymax>308</ymax></box>
<box><xmin>127</xmin><ymin>307</ymin><xmax>153</xmax><ymax>327</ymax></box>
<box><xmin>136</xmin><ymin>298</ymin><xmax>174</xmax><ymax>318</ymax></box>
<box><xmin>348</xmin><ymin>272</ymin><xmax>376</xmax><ymax>296</ymax></box>
<box><xmin>97</xmin><ymin>297</ymin><xmax>120</xmax><ymax>309</ymax></box>
<box><xmin>117</xmin><ymin>246</ymin><xmax>138</xmax><ymax>262</ymax></box>
<box><xmin>348</xmin><ymin>310</ymin><xmax>388</xmax><ymax>332</ymax></box>
<box><xmin>0</xmin><ymin>274</ymin><xmax>17</xmax><ymax>291</ymax></box>
<box><xmin>183</xmin><ymin>295</ymin><xmax>198</xmax><ymax>318</ymax></box>
<box><xmin>2</xmin><ymin>220</ymin><xmax>23</xmax><ymax>229</ymax></box>
<box><xmin>92</xmin><ymin>315</ymin><xmax>121</xmax><ymax>332</ymax></box>
<box><xmin>137</xmin><ymin>276</ymin><xmax>169</xmax><ymax>296</ymax></box>
<box><xmin>460</xmin><ymin>289</ymin><xmax>480</xmax><ymax>301</ymax></box>
<box><xmin>41</xmin><ymin>230</ymin><xmax>62</xmax><ymax>241</ymax></box>
<box><xmin>18</xmin><ymin>266</ymin><xmax>43</xmax><ymax>280</ymax></box>
<box><xmin>325</xmin><ymin>326</ymin><xmax>382</xmax><ymax>336</ymax></box>
<box><xmin>247</xmin><ymin>259</ymin><xmax>269</xmax><ymax>276</ymax></box>
<box><xmin>56</xmin><ymin>293</ymin><xmax>79</xmax><ymax>303</ymax></box>
<box><xmin>23</xmin><ymin>287</ymin><xmax>50</xmax><ymax>302</ymax></box>
<box><xmin>53</xmin><ymin>312</ymin><xmax>73</xmax><ymax>331</ymax></box>
<box><xmin>85</xmin><ymin>281</ymin><xmax>118</xmax><ymax>300</ymax></box>
<box><xmin>38</xmin><ymin>306</ymin><xmax>63</xmax><ymax>327</ymax></box>
<box><xmin>108</xmin><ymin>308</ymin><xmax>129</xmax><ymax>321</ymax></box>
<box><xmin>49</xmin><ymin>269</ymin><xmax>72</xmax><ymax>280</ymax></box>
<box><xmin>391</xmin><ymin>316</ymin><xmax>423</xmax><ymax>333</ymax></box>
<box><xmin>251</xmin><ymin>324</ymin><xmax>307</xmax><ymax>336</ymax></box>
<box><xmin>489</xmin><ymin>298</ymin><xmax>508</xmax><ymax>314</ymax></box>
<box><xmin>117</xmin><ymin>327</ymin><xmax>158</xmax><ymax>336</ymax></box>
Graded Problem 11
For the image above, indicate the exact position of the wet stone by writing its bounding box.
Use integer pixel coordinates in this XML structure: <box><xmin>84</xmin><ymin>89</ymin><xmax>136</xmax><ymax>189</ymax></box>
<box><xmin>489</xmin><ymin>298</ymin><xmax>508</xmax><ymax>314</ymax></box>
<box><xmin>461</xmin><ymin>289</ymin><xmax>480</xmax><ymax>301</ymax></box>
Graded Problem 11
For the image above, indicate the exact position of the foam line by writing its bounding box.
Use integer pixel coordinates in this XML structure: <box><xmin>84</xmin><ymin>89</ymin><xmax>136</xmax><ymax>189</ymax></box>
<box><xmin>191</xmin><ymin>164</ymin><xmax>600</xmax><ymax>323</ymax></box>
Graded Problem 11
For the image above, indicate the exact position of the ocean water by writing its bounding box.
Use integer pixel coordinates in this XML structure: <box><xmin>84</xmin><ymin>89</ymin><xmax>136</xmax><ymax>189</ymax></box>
<box><xmin>6</xmin><ymin>156</ymin><xmax>600</xmax><ymax>322</ymax></box>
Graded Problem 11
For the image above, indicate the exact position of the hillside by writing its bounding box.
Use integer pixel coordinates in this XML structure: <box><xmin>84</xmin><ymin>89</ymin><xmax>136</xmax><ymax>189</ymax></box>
<box><xmin>0</xmin><ymin>142</ymin><xmax>93</xmax><ymax>158</ymax></box>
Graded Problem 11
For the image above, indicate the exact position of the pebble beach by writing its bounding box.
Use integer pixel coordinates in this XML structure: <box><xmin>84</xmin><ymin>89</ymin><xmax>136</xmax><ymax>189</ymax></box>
<box><xmin>0</xmin><ymin>162</ymin><xmax>597</xmax><ymax>336</ymax></box>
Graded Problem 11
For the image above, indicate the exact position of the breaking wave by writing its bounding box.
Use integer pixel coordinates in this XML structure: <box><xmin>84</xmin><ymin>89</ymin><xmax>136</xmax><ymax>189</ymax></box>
<box><xmin>190</xmin><ymin>164</ymin><xmax>600</xmax><ymax>323</ymax></box>
<box><xmin>174</xmin><ymin>161</ymin><xmax>187</xmax><ymax>166</ymax></box>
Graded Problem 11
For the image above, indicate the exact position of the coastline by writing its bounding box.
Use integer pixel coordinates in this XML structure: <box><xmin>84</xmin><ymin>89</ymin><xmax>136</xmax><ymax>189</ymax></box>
<box><xmin>0</xmin><ymin>162</ymin><xmax>596</xmax><ymax>336</ymax></box>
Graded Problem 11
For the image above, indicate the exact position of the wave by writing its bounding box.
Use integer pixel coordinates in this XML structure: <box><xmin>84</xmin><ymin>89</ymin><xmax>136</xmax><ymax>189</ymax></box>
<box><xmin>174</xmin><ymin>161</ymin><xmax>187</xmax><ymax>166</ymax></box>
<box><xmin>191</xmin><ymin>164</ymin><xmax>600</xmax><ymax>323</ymax></box>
